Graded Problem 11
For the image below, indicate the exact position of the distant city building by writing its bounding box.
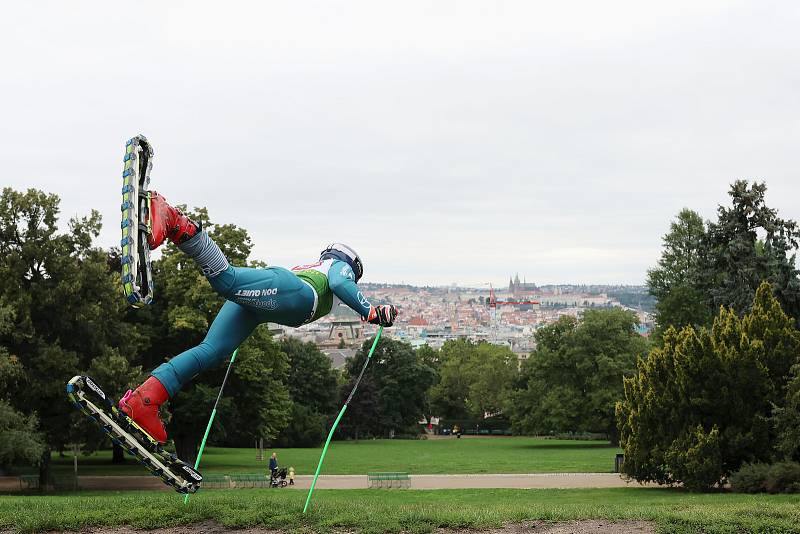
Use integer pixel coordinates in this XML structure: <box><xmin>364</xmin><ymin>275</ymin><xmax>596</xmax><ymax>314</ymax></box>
<box><xmin>408</xmin><ymin>316</ymin><xmax>429</xmax><ymax>327</ymax></box>
<box><xmin>281</xmin><ymin>282</ymin><xmax>653</xmax><ymax>355</ymax></box>
<box><xmin>508</xmin><ymin>273</ymin><xmax>538</xmax><ymax>297</ymax></box>
<box><xmin>318</xmin><ymin>319</ymin><xmax>364</xmax><ymax>349</ymax></box>
<box><xmin>321</xmin><ymin>348</ymin><xmax>356</xmax><ymax>369</ymax></box>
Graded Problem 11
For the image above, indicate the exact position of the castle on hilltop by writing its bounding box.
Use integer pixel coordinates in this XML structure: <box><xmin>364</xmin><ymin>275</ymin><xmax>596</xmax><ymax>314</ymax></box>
<box><xmin>508</xmin><ymin>273</ymin><xmax>538</xmax><ymax>296</ymax></box>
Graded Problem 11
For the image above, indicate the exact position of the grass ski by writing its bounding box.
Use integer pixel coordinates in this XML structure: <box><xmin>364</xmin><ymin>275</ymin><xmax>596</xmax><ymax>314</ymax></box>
<box><xmin>121</xmin><ymin>135</ymin><xmax>155</xmax><ymax>307</ymax></box>
<box><xmin>66</xmin><ymin>375</ymin><xmax>202</xmax><ymax>494</ymax></box>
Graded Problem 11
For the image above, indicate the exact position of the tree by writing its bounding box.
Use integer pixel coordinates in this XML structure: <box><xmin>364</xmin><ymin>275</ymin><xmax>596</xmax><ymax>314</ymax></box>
<box><xmin>617</xmin><ymin>283</ymin><xmax>800</xmax><ymax>489</ymax></box>
<box><xmin>647</xmin><ymin>208</ymin><xmax>711</xmax><ymax>333</ymax></box>
<box><xmin>0</xmin><ymin>188</ymin><xmax>138</xmax><ymax>485</ymax></box>
<box><xmin>429</xmin><ymin>339</ymin><xmax>474</xmax><ymax>420</ymax></box>
<box><xmin>0</xmin><ymin>399</ymin><xmax>46</xmax><ymax>473</ymax></box>
<box><xmin>464</xmin><ymin>343</ymin><xmax>518</xmax><ymax>418</ymax></box>
<box><xmin>416</xmin><ymin>344</ymin><xmax>439</xmax><ymax>371</ymax></box>
<box><xmin>216</xmin><ymin>326</ymin><xmax>291</xmax><ymax>447</ymax></box>
<box><xmin>338</xmin><ymin>372</ymin><xmax>380</xmax><ymax>440</ymax></box>
<box><xmin>86</xmin><ymin>349</ymin><xmax>145</xmax><ymax>463</ymax></box>
<box><xmin>280</xmin><ymin>338</ymin><xmax>338</xmax><ymax>416</ymax></box>
<box><xmin>704</xmin><ymin>181</ymin><xmax>800</xmax><ymax>322</ymax></box>
<box><xmin>0</xmin><ymin>312</ymin><xmax>46</xmax><ymax>472</ymax></box>
<box><xmin>164</xmin><ymin>325</ymin><xmax>291</xmax><ymax>459</ymax></box>
<box><xmin>339</xmin><ymin>337</ymin><xmax>436</xmax><ymax>438</ymax></box>
<box><xmin>648</xmin><ymin>183</ymin><xmax>800</xmax><ymax>336</ymax></box>
<box><xmin>274</xmin><ymin>338</ymin><xmax>338</xmax><ymax>447</ymax></box>
<box><xmin>429</xmin><ymin>341</ymin><xmax>517</xmax><ymax>428</ymax></box>
<box><xmin>511</xmin><ymin>309</ymin><xmax>647</xmax><ymax>442</ymax></box>
<box><xmin>773</xmin><ymin>363</ymin><xmax>800</xmax><ymax>461</ymax></box>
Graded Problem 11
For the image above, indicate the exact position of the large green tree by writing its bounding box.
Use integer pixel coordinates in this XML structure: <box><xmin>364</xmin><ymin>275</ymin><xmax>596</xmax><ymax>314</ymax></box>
<box><xmin>647</xmin><ymin>208</ymin><xmax>711</xmax><ymax>333</ymax></box>
<box><xmin>0</xmin><ymin>188</ymin><xmax>137</xmax><ymax>484</ymax></box>
<box><xmin>85</xmin><ymin>348</ymin><xmax>145</xmax><ymax>462</ymax></box>
<box><xmin>649</xmin><ymin>182</ymin><xmax>800</xmax><ymax>334</ymax></box>
<box><xmin>215</xmin><ymin>326</ymin><xmax>291</xmax><ymax>447</ymax></box>
<box><xmin>617</xmin><ymin>283</ymin><xmax>800</xmax><ymax>490</ymax></box>
<box><xmin>274</xmin><ymin>338</ymin><xmax>339</xmax><ymax>447</ymax></box>
<box><xmin>705</xmin><ymin>181</ymin><xmax>800</xmax><ymax>321</ymax></box>
<box><xmin>511</xmin><ymin>309</ymin><xmax>647</xmax><ymax>442</ymax></box>
<box><xmin>429</xmin><ymin>339</ymin><xmax>475</xmax><ymax>420</ymax></box>
<box><xmin>773</xmin><ymin>362</ymin><xmax>800</xmax><ymax>462</ymax></box>
<box><xmin>339</xmin><ymin>337</ymin><xmax>437</xmax><ymax>438</ymax></box>
<box><xmin>0</xmin><ymin>307</ymin><xmax>46</xmax><ymax>472</ymax></box>
<box><xmin>430</xmin><ymin>340</ymin><xmax>518</xmax><ymax>421</ymax></box>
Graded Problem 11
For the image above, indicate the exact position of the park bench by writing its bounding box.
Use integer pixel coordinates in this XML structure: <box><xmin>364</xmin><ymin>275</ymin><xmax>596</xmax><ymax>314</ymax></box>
<box><xmin>196</xmin><ymin>473</ymin><xmax>276</xmax><ymax>490</ymax></box>
<box><xmin>20</xmin><ymin>475</ymin><xmax>39</xmax><ymax>490</ymax></box>
<box><xmin>51</xmin><ymin>475</ymin><xmax>79</xmax><ymax>490</ymax></box>
<box><xmin>368</xmin><ymin>472</ymin><xmax>410</xmax><ymax>489</ymax></box>
<box><xmin>201</xmin><ymin>473</ymin><xmax>232</xmax><ymax>489</ymax></box>
<box><xmin>229</xmin><ymin>473</ymin><xmax>269</xmax><ymax>488</ymax></box>
<box><xmin>18</xmin><ymin>474</ymin><xmax>78</xmax><ymax>491</ymax></box>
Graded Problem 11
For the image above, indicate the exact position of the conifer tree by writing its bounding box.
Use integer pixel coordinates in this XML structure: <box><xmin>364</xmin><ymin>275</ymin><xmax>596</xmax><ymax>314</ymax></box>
<box><xmin>773</xmin><ymin>363</ymin><xmax>800</xmax><ymax>461</ymax></box>
<box><xmin>617</xmin><ymin>283</ymin><xmax>800</xmax><ymax>489</ymax></box>
<box><xmin>647</xmin><ymin>208</ymin><xmax>710</xmax><ymax>333</ymax></box>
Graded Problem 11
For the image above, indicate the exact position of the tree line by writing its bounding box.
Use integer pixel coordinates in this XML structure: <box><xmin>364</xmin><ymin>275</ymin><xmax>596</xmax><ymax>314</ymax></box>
<box><xmin>0</xmin><ymin>185</ymin><xmax>647</xmax><ymax>484</ymax></box>
<box><xmin>2</xmin><ymin>180</ymin><xmax>800</xmax><ymax>492</ymax></box>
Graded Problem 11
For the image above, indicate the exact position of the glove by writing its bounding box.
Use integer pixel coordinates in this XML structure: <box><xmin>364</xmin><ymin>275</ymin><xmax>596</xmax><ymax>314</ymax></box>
<box><xmin>367</xmin><ymin>304</ymin><xmax>398</xmax><ymax>327</ymax></box>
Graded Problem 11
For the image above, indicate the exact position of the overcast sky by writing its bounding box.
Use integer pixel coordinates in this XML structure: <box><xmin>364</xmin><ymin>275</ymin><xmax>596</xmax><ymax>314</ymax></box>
<box><xmin>2</xmin><ymin>1</ymin><xmax>798</xmax><ymax>287</ymax></box>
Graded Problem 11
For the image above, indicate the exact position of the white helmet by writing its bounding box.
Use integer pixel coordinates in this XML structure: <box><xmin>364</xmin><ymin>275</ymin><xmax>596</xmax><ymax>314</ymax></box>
<box><xmin>320</xmin><ymin>243</ymin><xmax>363</xmax><ymax>281</ymax></box>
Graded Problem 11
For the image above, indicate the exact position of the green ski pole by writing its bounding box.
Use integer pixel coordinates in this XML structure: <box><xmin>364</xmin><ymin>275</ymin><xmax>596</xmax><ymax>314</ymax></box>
<box><xmin>184</xmin><ymin>348</ymin><xmax>239</xmax><ymax>504</ymax></box>
<box><xmin>303</xmin><ymin>326</ymin><xmax>383</xmax><ymax>514</ymax></box>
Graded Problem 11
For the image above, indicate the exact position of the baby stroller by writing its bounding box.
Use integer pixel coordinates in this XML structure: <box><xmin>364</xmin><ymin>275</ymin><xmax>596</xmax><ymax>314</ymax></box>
<box><xmin>270</xmin><ymin>467</ymin><xmax>288</xmax><ymax>488</ymax></box>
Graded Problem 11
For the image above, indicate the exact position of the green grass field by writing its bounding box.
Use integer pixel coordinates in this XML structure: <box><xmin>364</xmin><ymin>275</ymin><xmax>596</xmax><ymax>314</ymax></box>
<box><xmin>40</xmin><ymin>438</ymin><xmax>622</xmax><ymax>476</ymax></box>
<box><xmin>1</xmin><ymin>488</ymin><xmax>798</xmax><ymax>534</ymax></box>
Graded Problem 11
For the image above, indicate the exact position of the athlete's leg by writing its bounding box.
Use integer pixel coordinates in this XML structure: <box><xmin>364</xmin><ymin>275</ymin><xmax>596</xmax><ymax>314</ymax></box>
<box><xmin>177</xmin><ymin>231</ymin><xmax>314</xmax><ymax>326</ymax></box>
<box><xmin>119</xmin><ymin>301</ymin><xmax>262</xmax><ymax>442</ymax></box>
<box><xmin>151</xmin><ymin>301</ymin><xmax>262</xmax><ymax>396</ymax></box>
<box><xmin>146</xmin><ymin>195</ymin><xmax>311</xmax><ymax>321</ymax></box>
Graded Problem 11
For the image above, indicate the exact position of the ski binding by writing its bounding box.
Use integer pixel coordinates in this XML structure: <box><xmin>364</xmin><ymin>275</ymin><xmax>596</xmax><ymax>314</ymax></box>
<box><xmin>121</xmin><ymin>135</ymin><xmax>154</xmax><ymax>308</ymax></box>
<box><xmin>66</xmin><ymin>375</ymin><xmax>202</xmax><ymax>494</ymax></box>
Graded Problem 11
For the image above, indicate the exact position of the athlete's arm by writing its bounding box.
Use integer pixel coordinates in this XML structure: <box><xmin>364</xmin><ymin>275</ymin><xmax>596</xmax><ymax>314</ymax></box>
<box><xmin>328</xmin><ymin>261</ymin><xmax>398</xmax><ymax>326</ymax></box>
<box><xmin>328</xmin><ymin>260</ymin><xmax>372</xmax><ymax>318</ymax></box>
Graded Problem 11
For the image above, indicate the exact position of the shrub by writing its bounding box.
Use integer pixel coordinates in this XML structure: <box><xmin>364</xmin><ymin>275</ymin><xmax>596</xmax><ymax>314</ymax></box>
<box><xmin>730</xmin><ymin>462</ymin><xmax>800</xmax><ymax>493</ymax></box>
<box><xmin>617</xmin><ymin>283</ymin><xmax>800</xmax><ymax>490</ymax></box>
<box><xmin>730</xmin><ymin>462</ymin><xmax>770</xmax><ymax>493</ymax></box>
<box><xmin>665</xmin><ymin>425</ymin><xmax>724</xmax><ymax>490</ymax></box>
<box><xmin>765</xmin><ymin>462</ymin><xmax>800</xmax><ymax>493</ymax></box>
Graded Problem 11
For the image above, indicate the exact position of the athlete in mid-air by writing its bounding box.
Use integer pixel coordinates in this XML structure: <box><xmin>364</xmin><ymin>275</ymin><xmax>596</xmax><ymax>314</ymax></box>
<box><xmin>118</xmin><ymin>193</ymin><xmax>398</xmax><ymax>443</ymax></box>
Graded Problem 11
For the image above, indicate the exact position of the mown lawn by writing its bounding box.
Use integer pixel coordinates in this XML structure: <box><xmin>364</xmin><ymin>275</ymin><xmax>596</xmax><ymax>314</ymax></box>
<box><xmin>36</xmin><ymin>437</ymin><xmax>622</xmax><ymax>477</ymax></box>
<box><xmin>1</xmin><ymin>487</ymin><xmax>799</xmax><ymax>533</ymax></box>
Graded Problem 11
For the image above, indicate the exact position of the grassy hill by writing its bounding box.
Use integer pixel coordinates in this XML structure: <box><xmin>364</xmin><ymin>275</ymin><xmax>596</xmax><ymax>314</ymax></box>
<box><xmin>2</xmin><ymin>488</ymin><xmax>799</xmax><ymax>533</ymax></box>
<box><xmin>35</xmin><ymin>437</ymin><xmax>621</xmax><ymax>476</ymax></box>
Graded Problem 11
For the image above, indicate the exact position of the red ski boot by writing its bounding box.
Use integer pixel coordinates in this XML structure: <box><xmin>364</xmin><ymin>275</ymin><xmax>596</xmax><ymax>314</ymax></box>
<box><xmin>146</xmin><ymin>192</ymin><xmax>200</xmax><ymax>250</ymax></box>
<box><xmin>119</xmin><ymin>376</ymin><xmax>170</xmax><ymax>443</ymax></box>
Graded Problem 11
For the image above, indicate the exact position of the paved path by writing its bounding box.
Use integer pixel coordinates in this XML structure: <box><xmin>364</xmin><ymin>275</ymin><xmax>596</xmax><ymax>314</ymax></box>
<box><xmin>291</xmin><ymin>473</ymin><xmax>656</xmax><ymax>490</ymax></box>
<box><xmin>1</xmin><ymin>473</ymin><xmax>657</xmax><ymax>491</ymax></box>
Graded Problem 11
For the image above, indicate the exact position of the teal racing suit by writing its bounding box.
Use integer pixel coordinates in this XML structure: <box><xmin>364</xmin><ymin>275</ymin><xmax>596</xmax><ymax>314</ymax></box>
<box><xmin>151</xmin><ymin>258</ymin><xmax>372</xmax><ymax>396</ymax></box>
